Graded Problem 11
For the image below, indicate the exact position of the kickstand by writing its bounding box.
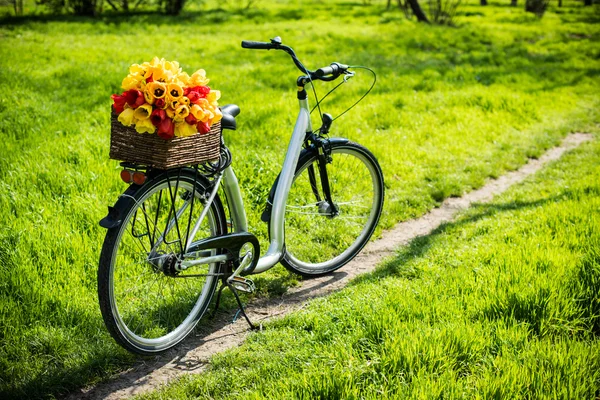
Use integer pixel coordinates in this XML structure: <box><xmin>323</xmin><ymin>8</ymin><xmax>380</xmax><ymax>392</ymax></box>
<box><xmin>210</xmin><ymin>278</ymin><xmax>258</xmax><ymax>331</ymax></box>
<box><xmin>227</xmin><ymin>282</ymin><xmax>258</xmax><ymax>330</ymax></box>
<box><xmin>210</xmin><ymin>278</ymin><xmax>228</xmax><ymax>319</ymax></box>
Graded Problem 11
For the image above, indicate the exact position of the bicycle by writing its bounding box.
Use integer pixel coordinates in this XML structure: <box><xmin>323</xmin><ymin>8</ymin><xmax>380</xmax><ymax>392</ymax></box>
<box><xmin>97</xmin><ymin>37</ymin><xmax>385</xmax><ymax>355</ymax></box>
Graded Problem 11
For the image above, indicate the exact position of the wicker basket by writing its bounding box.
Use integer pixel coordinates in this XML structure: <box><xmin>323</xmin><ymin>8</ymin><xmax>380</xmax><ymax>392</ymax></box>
<box><xmin>109</xmin><ymin>111</ymin><xmax>222</xmax><ymax>169</ymax></box>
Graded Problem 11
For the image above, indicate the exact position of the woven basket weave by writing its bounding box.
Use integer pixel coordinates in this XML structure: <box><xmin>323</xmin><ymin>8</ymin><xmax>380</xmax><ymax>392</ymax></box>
<box><xmin>109</xmin><ymin>111</ymin><xmax>221</xmax><ymax>169</ymax></box>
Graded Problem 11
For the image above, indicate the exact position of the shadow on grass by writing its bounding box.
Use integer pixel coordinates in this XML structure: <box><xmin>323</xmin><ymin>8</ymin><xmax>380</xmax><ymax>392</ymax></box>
<box><xmin>5</xmin><ymin>286</ymin><xmax>256</xmax><ymax>400</ymax></box>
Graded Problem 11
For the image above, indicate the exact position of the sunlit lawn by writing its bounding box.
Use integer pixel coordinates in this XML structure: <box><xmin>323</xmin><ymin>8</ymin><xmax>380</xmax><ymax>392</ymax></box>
<box><xmin>0</xmin><ymin>0</ymin><xmax>599</xmax><ymax>397</ymax></box>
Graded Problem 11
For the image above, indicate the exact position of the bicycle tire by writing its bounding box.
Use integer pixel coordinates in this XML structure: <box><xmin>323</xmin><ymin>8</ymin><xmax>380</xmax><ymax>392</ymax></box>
<box><xmin>281</xmin><ymin>141</ymin><xmax>384</xmax><ymax>276</ymax></box>
<box><xmin>98</xmin><ymin>169</ymin><xmax>227</xmax><ymax>355</ymax></box>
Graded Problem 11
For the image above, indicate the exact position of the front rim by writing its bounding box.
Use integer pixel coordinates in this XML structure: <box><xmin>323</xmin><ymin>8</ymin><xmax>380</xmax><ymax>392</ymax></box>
<box><xmin>107</xmin><ymin>177</ymin><xmax>222</xmax><ymax>352</ymax></box>
<box><xmin>283</xmin><ymin>145</ymin><xmax>383</xmax><ymax>274</ymax></box>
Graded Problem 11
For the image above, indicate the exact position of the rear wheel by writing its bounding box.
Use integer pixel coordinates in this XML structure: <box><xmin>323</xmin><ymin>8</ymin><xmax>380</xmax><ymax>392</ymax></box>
<box><xmin>98</xmin><ymin>169</ymin><xmax>227</xmax><ymax>355</ymax></box>
<box><xmin>281</xmin><ymin>141</ymin><xmax>384</xmax><ymax>276</ymax></box>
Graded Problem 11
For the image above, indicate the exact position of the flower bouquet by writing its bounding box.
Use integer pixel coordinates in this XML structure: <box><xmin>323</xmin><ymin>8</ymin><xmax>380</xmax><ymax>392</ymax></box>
<box><xmin>109</xmin><ymin>58</ymin><xmax>223</xmax><ymax>169</ymax></box>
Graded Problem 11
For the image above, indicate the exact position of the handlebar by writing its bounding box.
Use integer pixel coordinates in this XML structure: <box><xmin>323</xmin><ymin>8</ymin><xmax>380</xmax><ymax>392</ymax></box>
<box><xmin>241</xmin><ymin>40</ymin><xmax>277</xmax><ymax>50</ymax></box>
<box><xmin>241</xmin><ymin>37</ymin><xmax>349</xmax><ymax>82</ymax></box>
<box><xmin>315</xmin><ymin>62</ymin><xmax>349</xmax><ymax>79</ymax></box>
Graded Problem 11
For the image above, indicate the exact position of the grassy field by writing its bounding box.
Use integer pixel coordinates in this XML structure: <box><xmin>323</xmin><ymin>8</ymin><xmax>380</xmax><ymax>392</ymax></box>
<box><xmin>0</xmin><ymin>0</ymin><xmax>599</xmax><ymax>398</ymax></box>
<box><xmin>139</xmin><ymin>130</ymin><xmax>600</xmax><ymax>400</ymax></box>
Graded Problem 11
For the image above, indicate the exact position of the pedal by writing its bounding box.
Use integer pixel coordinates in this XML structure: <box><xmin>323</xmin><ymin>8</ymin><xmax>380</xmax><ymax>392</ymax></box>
<box><xmin>229</xmin><ymin>276</ymin><xmax>255</xmax><ymax>293</ymax></box>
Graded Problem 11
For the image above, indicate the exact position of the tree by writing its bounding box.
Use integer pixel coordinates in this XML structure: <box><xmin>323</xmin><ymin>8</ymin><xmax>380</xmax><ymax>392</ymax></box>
<box><xmin>36</xmin><ymin>0</ymin><xmax>101</xmax><ymax>15</ymax></box>
<box><xmin>9</xmin><ymin>0</ymin><xmax>24</xmax><ymax>15</ymax></box>
<box><xmin>391</xmin><ymin>0</ymin><xmax>462</xmax><ymax>24</ymax></box>
<box><xmin>525</xmin><ymin>0</ymin><xmax>549</xmax><ymax>16</ymax></box>
<box><xmin>407</xmin><ymin>0</ymin><xmax>429</xmax><ymax>22</ymax></box>
<box><xmin>164</xmin><ymin>0</ymin><xmax>184</xmax><ymax>14</ymax></box>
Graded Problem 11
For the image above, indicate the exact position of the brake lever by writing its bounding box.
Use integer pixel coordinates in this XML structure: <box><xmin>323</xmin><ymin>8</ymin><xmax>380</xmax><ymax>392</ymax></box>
<box><xmin>343</xmin><ymin>70</ymin><xmax>355</xmax><ymax>83</ymax></box>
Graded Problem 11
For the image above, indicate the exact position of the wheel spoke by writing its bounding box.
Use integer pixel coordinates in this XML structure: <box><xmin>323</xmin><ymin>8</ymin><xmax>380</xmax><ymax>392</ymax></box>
<box><xmin>283</xmin><ymin>144</ymin><xmax>383</xmax><ymax>275</ymax></box>
<box><xmin>98</xmin><ymin>172</ymin><xmax>225</xmax><ymax>354</ymax></box>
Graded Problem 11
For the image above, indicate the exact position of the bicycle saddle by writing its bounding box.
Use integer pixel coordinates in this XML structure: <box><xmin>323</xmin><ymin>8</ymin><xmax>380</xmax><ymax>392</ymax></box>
<box><xmin>220</xmin><ymin>104</ymin><xmax>240</xmax><ymax>130</ymax></box>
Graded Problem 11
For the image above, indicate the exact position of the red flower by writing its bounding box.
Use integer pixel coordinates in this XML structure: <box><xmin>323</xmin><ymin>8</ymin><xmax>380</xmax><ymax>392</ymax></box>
<box><xmin>186</xmin><ymin>91</ymin><xmax>200</xmax><ymax>104</ymax></box>
<box><xmin>150</xmin><ymin>109</ymin><xmax>166</xmax><ymax>127</ymax></box>
<box><xmin>196</xmin><ymin>86</ymin><xmax>211</xmax><ymax>96</ymax></box>
<box><xmin>185</xmin><ymin>114</ymin><xmax>198</xmax><ymax>125</ymax></box>
<box><xmin>183</xmin><ymin>87</ymin><xmax>191</xmax><ymax>96</ymax></box>
<box><xmin>157</xmin><ymin>118</ymin><xmax>174</xmax><ymax>140</ymax></box>
<box><xmin>197</xmin><ymin>121</ymin><xmax>210</xmax><ymax>135</ymax></box>
<box><xmin>124</xmin><ymin>89</ymin><xmax>145</xmax><ymax>108</ymax></box>
<box><xmin>154</xmin><ymin>98</ymin><xmax>166</xmax><ymax>109</ymax></box>
<box><xmin>111</xmin><ymin>93</ymin><xmax>127</xmax><ymax>114</ymax></box>
<box><xmin>187</xmin><ymin>86</ymin><xmax>210</xmax><ymax>101</ymax></box>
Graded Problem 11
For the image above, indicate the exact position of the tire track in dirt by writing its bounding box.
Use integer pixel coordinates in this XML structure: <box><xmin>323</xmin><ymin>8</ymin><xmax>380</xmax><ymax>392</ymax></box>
<box><xmin>67</xmin><ymin>133</ymin><xmax>593</xmax><ymax>400</ymax></box>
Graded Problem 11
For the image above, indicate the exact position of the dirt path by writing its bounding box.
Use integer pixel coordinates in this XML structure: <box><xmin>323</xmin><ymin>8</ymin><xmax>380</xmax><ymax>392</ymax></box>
<box><xmin>68</xmin><ymin>133</ymin><xmax>593</xmax><ymax>400</ymax></box>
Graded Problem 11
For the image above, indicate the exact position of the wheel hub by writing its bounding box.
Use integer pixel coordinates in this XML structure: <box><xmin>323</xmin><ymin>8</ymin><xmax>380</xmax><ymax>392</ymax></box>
<box><xmin>162</xmin><ymin>254</ymin><xmax>180</xmax><ymax>276</ymax></box>
<box><xmin>317</xmin><ymin>200</ymin><xmax>339</xmax><ymax>218</ymax></box>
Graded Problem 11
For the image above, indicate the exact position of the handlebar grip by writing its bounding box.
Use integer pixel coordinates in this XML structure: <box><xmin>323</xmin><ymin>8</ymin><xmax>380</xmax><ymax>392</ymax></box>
<box><xmin>241</xmin><ymin>40</ymin><xmax>275</xmax><ymax>50</ymax></box>
<box><xmin>315</xmin><ymin>64</ymin><xmax>338</xmax><ymax>78</ymax></box>
<box><xmin>315</xmin><ymin>62</ymin><xmax>349</xmax><ymax>78</ymax></box>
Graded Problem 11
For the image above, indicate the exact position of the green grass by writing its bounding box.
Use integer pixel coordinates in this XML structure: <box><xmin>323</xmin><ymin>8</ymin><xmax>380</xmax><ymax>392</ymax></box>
<box><xmin>0</xmin><ymin>0</ymin><xmax>599</xmax><ymax>398</ymax></box>
<box><xmin>137</xmin><ymin>130</ymin><xmax>600</xmax><ymax>399</ymax></box>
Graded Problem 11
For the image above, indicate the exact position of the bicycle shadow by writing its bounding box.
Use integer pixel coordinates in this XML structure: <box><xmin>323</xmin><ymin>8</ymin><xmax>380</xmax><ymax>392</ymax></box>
<box><xmin>66</xmin><ymin>270</ymin><xmax>348</xmax><ymax>399</ymax></box>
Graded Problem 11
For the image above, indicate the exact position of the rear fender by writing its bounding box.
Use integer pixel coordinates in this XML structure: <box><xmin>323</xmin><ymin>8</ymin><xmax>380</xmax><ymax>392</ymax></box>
<box><xmin>99</xmin><ymin>167</ymin><xmax>211</xmax><ymax>229</ymax></box>
<box><xmin>99</xmin><ymin>184</ymin><xmax>142</xmax><ymax>229</ymax></box>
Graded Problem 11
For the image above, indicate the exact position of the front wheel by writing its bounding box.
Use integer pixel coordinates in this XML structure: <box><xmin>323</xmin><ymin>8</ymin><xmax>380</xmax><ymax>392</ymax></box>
<box><xmin>98</xmin><ymin>169</ymin><xmax>227</xmax><ymax>355</ymax></box>
<box><xmin>281</xmin><ymin>141</ymin><xmax>384</xmax><ymax>276</ymax></box>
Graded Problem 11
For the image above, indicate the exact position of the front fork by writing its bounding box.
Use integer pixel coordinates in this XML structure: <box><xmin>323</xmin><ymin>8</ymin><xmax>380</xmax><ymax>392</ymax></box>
<box><xmin>308</xmin><ymin>111</ymin><xmax>338</xmax><ymax>217</ymax></box>
<box><xmin>308</xmin><ymin>140</ymin><xmax>338</xmax><ymax>217</ymax></box>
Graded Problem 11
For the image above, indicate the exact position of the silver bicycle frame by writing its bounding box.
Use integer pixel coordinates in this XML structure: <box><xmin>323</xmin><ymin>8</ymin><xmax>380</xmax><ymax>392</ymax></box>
<box><xmin>222</xmin><ymin>98</ymin><xmax>313</xmax><ymax>274</ymax></box>
<box><xmin>179</xmin><ymin>95</ymin><xmax>313</xmax><ymax>273</ymax></box>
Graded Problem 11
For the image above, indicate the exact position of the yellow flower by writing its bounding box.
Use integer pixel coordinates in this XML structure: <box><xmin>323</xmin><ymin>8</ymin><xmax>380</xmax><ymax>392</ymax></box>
<box><xmin>143</xmin><ymin>90</ymin><xmax>154</xmax><ymax>105</ymax></box>
<box><xmin>190</xmin><ymin>104</ymin><xmax>207</xmax><ymax>121</ymax></box>
<box><xmin>189</xmin><ymin>69</ymin><xmax>209</xmax><ymax>86</ymax></box>
<box><xmin>168</xmin><ymin>99</ymin><xmax>179</xmax><ymax>110</ymax></box>
<box><xmin>174</xmin><ymin>104</ymin><xmax>190</xmax><ymax>121</ymax></box>
<box><xmin>164</xmin><ymin>60</ymin><xmax>181</xmax><ymax>75</ymax></box>
<box><xmin>122</xmin><ymin>73</ymin><xmax>143</xmax><ymax>90</ymax></box>
<box><xmin>179</xmin><ymin>96</ymin><xmax>190</xmax><ymax>106</ymax></box>
<box><xmin>174</xmin><ymin>121</ymin><xmax>197</xmax><ymax>138</ymax></box>
<box><xmin>118</xmin><ymin>108</ymin><xmax>135</xmax><ymax>126</ymax></box>
<box><xmin>135</xmin><ymin>117</ymin><xmax>155</xmax><ymax>134</ymax></box>
<box><xmin>166</xmin><ymin>107</ymin><xmax>176</xmax><ymax>119</ymax></box>
<box><xmin>147</xmin><ymin>82</ymin><xmax>167</xmax><ymax>99</ymax></box>
<box><xmin>129</xmin><ymin>64</ymin><xmax>144</xmax><ymax>75</ymax></box>
<box><xmin>195</xmin><ymin>98</ymin><xmax>210</xmax><ymax>109</ymax></box>
<box><xmin>210</xmin><ymin>107</ymin><xmax>223</xmax><ymax>124</ymax></box>
<box><xmin>205</xmin><ymin>109</ymin><xmax>214</xmax><ymax>123</ymax></box>
<box><xmin>207</xmin><ymin>90</ymin><xmax>221</xmax><ymax>106</ymax></box>
<box><xmin>149</xmin><ymin>56</ymin><xmax>164</xmax><ymax>67</ymax></box>
<box><xmin>152</xmin><ymin>67</ymin><xmax>171</xmax><ymax>83</ymax></box>
<box><xmin>167</xmin><ymin>83</ymin><xmax>183</xmax><ymax>102</ymax></box>
<box><xmin>133</xmin><ymin>104</ymin><xmax>152</xmax><ymax>120</ymax></box>
<box><xmin>177</xmin><ymin>71</ymin><xmax>190</xmax><ymax>86</ymax></box>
